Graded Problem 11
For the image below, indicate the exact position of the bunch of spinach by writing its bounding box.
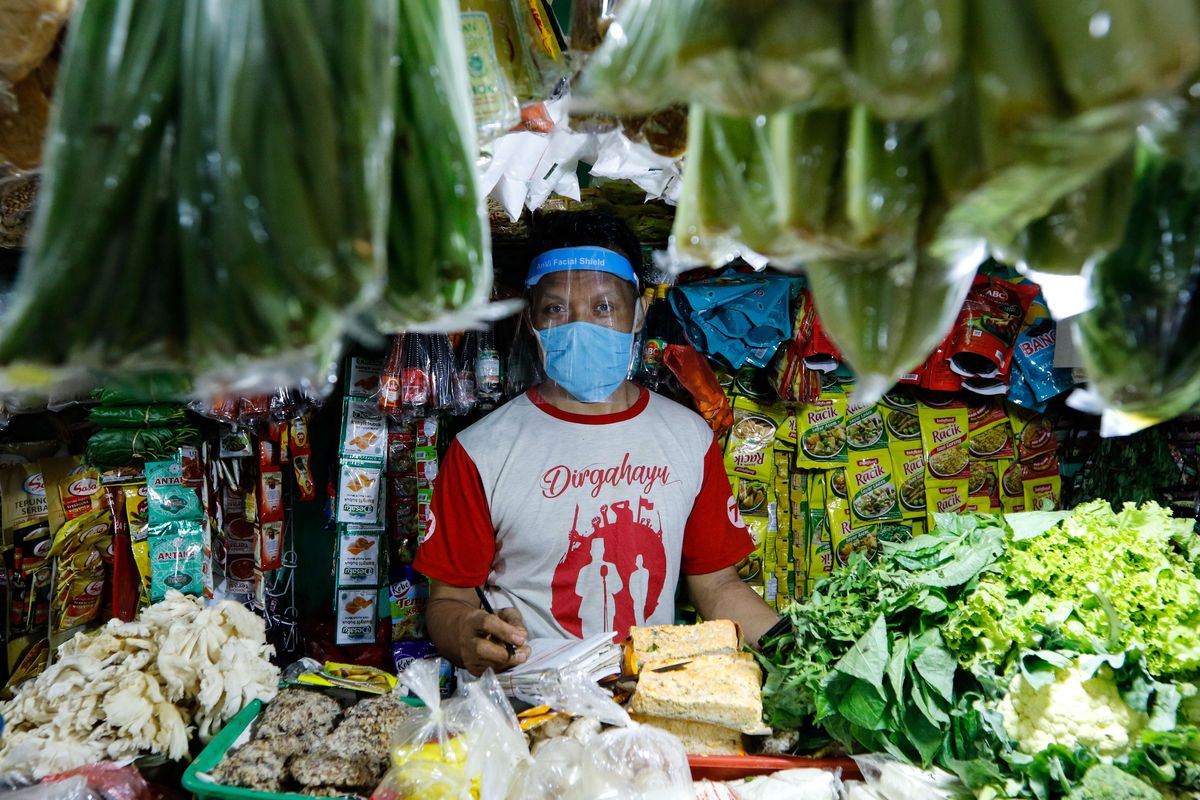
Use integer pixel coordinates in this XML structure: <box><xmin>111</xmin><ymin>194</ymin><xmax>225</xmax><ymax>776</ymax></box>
<box><xmin>759</xmin><ymin>513</ymin><xmax>1007</xmax><ymax>765</ymax></box>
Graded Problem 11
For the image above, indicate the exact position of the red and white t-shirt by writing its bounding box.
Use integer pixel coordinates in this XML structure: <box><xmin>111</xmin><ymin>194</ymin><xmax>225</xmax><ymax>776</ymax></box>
<box><xmin>414</xmin><ymin>386</ymin><xmax>754</xmax><ymax>642</ymax></box>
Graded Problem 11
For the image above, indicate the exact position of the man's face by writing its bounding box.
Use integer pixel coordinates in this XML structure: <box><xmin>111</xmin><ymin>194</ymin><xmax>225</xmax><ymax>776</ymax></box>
<box><xmin>529</xmin><ymin>270</ymin><xmax>639</xmax><ymax>333</ymax></box>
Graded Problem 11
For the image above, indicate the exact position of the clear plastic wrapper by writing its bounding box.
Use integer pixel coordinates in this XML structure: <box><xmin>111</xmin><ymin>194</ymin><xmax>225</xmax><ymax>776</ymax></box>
<box><xmin>378</xmin><ymin>0</ymin><xmax>493</xmax><ymax>329</ymax></box>
<box><xmin>379</xmin><ymin>660</ymin><xmax>529</xmax><ymax>800</ymax></box>
<box><xmin>1073</xmin><ymin>117</ymin><xmax>1200</xmax><ymax>435</ymax></box>
<box><xmin>578</xmin><ymin>0</ymin><xmax>849</xmax><ymax>116</ymax></box>
<box><xmin>0</xmin><ymin>777</ymin><xmax>98</xmax><ymax>800</ymax></box>
<box><xmin>178</xmin><ymin>0</ymin><xmax>394</xmax><ymax>394</ymax></box>
<box><xmin>850</xmin><ymin>754</ymin><xmax>968</xmax><ymax>800</ymax></box>
<box><xmin>805</xmin><ymin>251</ymin><xmax>977</xmax><ymax>404</ymax></box>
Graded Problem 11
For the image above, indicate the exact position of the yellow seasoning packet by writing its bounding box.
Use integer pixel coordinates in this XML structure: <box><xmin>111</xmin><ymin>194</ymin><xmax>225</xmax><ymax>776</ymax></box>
<box><xmin>795</xmin><ymin>389</ymin><xmax>848</xmax><ymax>469</ymax></box>
<box><xmin>775</xmin><ymin>411</ymin><xmax>798</xmax><ymax>452</ymax></box>
<box><xmin>845</xmin><ymin>389</ymin><xmax>888</xmax><ymax>451</ymax></box>
<box><xmin>1022</xmin><ymin>453</ymin><xmax>1062</xmax><ymax>511</ymax></box>
<box><xmin>918</xmin><ymin>398</ymin><xmax>970</xmax><ymax>481</ymax></box>
<box><xmin>806</xmin><ymin>473</ymin><xmax>833</xmax><ymax>582</ymax></box>
<box><xmin>889</xmin><ymin>440</ymin><xmax>926</xmax><ymax>520</ymax></box>
<box><xmin>725</xmin><ymin>397</ymin><xmax>787</xmax><ymax>482</ymax></box>
<box><xmin>847</xmin><ymin>448</ymin><xmax>901</xmax><ymax>526</ymax></box>
<box><xmin>967</xmin><ymin>398</ymin><xmax>1014</xmax><ymax>460</ymax></box>
<box><xmin>997</xmin><ymin>457</ymin><xmax>1027</xmax><ymax>514</ymax></box>
<box><xmin>965</xmin><ymin>460</ymin><xmax>998</xmax><ymax>514</ymax></box>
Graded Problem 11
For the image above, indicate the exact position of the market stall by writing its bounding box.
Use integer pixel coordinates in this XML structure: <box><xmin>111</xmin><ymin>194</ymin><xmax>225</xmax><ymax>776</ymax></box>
<box><xmin>0</xmin><ymin>0</ymin><xmax>1199</xmax><ymax>799</ymax></box>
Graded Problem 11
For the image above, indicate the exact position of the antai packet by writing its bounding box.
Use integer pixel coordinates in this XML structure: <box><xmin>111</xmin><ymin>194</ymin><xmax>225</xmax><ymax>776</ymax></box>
<box><xmin>148</xmin><ymin>520</ymin><xmax>204</xmax><ymax>601</ymax></box>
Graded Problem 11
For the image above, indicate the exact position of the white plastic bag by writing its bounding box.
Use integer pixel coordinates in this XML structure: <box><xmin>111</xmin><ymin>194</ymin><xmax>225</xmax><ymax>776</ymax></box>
<box><xmin>851</xmin><ymin>754</ymin><xmax>968</xmax><ymax>800</ymax></box>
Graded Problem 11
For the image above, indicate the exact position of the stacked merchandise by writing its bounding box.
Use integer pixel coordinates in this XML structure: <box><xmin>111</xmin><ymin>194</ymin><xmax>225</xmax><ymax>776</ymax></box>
<box><xmin>651</xmin><ymin>269</ymin><xmax>1073</xmax><ymax>613</ymax></box>
<box><xmin>333</xmin><ymin>358</ymin><xmax>389</xmax><ymax>649</ymax></box>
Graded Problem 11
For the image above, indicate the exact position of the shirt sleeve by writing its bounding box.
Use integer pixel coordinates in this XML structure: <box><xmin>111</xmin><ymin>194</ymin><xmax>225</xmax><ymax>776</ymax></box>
<box><xmin>681</xmin><ymin>435</ymin><xmax>756</xmax><ymax>575</ymax></box>
<box><xmin>413</xmin><ymin>439</ymin><xmax>495</xmax><ymax>587</ymax></box>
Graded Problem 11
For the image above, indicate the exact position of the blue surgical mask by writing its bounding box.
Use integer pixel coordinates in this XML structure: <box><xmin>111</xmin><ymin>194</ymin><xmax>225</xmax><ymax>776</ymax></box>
<box><xmin>535</xmin><ymin>321</ymin><xmax>636</xmax><ymax>403</ymax></box>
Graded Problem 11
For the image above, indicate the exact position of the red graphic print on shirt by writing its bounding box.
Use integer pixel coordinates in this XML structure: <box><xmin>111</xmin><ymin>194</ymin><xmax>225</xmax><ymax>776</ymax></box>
<box><xmin>550</xmin><ymin>496</ymin><xmax>667</xmax><ymax>641</ymax></box>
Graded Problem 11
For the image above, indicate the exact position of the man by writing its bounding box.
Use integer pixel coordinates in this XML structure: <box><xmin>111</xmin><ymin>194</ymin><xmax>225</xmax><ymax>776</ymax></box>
<box><xmin>414</xmin><ymin>212</ymin><xmax>782</xmax><ymax>676</ymax></box>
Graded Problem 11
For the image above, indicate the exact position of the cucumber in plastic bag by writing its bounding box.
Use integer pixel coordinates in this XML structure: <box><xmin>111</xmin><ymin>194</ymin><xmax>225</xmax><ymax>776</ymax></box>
<box><xmin>805</xmin><ymin>251</ymin><xmax>976</xmax><ymax>402</ymax></box>
<box><xmin>1074</xmin><ymin>120</ymin><xmax>1200</xmax><ymax>435</ymax></box>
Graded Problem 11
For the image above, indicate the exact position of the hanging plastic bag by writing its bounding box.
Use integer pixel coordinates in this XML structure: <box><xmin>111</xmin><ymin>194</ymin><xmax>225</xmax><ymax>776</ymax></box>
<box><xmin>578</xmin><ymin>0</ymin><xmax>849</xmax><ymax>116</ymax></box>
<box><xmin>1073</xmin><ymin>116</ymin><xmax>1200</xmax><ymax>436</ymax></box>
<box><xmin>459</xmin><ymin>673</ymin><xmax>530</xmax><ymax>800</ymax></box>
<box><xmin>806</xmin><ymin>251</ymin><xmax>977</xmax><ymax>403</ymax></box>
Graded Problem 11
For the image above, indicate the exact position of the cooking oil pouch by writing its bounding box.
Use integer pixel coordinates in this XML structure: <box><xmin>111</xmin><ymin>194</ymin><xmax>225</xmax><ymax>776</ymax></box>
<box><xmin>148</xmin><ymin>519</ymin><xmax>204</xmax><ymax>601</ymax></box>
<box><xmin>888</xmin><ymin>439</ymin><xmax>926</xmax><ymax>520</ymax></box>
<box><xmin>795</xmin><ymin>390</ymin><xmax>848</xmax><ymax>469</ymax></box>
<box><xmin>672</xmin><ymin>270</ymin><xmax>795</xmax><ymax>370</ymax></box>
<box><xmin>967</xmin><ymin>399</ymin><xmax>1015</xmax><ymax>460</ymax></box>
<box><xmin>847</xmin><ymin>447</ymin><xmax>901</xmax><ymax>526</ymax></box>
<box><xmin>145</xmin><ymin>459</ymin><xmax>202</xmax><ymax>525</ymax></box>
<box><xmin>918</xmin><ymin>399</ymin><xmax>969</xmax><ymax>481</ymax></box>
<box><xmin>724</xmin><ymin>397</ymin><xmax>786</xmax><ymax>482</ymax></box>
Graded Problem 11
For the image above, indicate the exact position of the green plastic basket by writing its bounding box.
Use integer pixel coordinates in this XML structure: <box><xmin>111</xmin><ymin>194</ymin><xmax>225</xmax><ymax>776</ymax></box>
<box><xmin>182</xmin><ymin>694</ymin><xmax>422</xmax><ymax>800</ymax></box>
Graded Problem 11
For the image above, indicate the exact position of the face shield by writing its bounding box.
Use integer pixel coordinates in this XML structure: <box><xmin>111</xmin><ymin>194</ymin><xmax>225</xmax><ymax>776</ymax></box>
<box><xmin>525</xmin><ymin>247</ymin><xmax>643</xmax><ymax>403</ymax></box>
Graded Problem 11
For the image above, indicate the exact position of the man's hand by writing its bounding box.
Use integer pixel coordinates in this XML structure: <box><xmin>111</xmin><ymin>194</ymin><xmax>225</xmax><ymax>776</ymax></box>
<box><xmin>426</xmin><ymin>580</ymin><xmax>531</xmax><ymax>676</ymax></box>
<box><xmin>686</xmin><ymin>566</ymin><xmax>781</xmax><ymax>647</ymax></box>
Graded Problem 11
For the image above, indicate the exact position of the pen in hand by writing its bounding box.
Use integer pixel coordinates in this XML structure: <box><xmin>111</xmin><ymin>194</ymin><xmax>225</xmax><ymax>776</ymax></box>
<box><xmin>475</xmin><ymin>585</ymin><xmax>517</xmax><ymax>658</ymax></box>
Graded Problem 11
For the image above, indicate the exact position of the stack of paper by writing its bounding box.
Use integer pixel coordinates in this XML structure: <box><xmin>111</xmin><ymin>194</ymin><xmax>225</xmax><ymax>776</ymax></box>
<box><xmin>497</xmin><ymin>633</ymin><xmax>622</xmax><ymax>704</ymax></box>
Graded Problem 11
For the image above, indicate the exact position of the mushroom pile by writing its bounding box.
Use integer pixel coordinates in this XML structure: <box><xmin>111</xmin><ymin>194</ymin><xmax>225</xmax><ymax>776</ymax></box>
<box><xmin>0</xmin><ymin>591</ymin><xmax>279</xmax><ymax>779</ymax></box>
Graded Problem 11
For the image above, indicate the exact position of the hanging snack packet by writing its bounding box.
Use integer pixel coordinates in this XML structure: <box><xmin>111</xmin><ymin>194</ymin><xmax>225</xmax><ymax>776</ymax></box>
<box><xmin>724</xmin><ymin>397</ymin><xmax>786</xmax><ymax>482</ymax></box>
<box><xmin>663</xmin><ymin>343</ymin><xmax>735</xmax><ymax>435</ymax></box>
<box><xmin>1010</xmin><ymin>404</ymin><xmax>1057</xmax><ymax>462</ymax></box>
<box><xmin>965</xmin><ymin>461</ymin><xmax>998</xmax><ymax>514</ymax></box>
<box><xmin>888</xmin><ymin>439</ymin><xmax>926</xmax><ymax>520</ymax></box>
<box><xmin>1013</xmin><ymin>294</ymin><xmax>1075</xmax><ymax>404</ymax></box>
<box><xmin>337</xmin><ymin>529</ymin><xmax>382</xmax><ymax>587</ymax></box>
<box><xmin>145</xmin><ymin>459</ymin><xmax>202</xmax><ymax>525</ymax></box>
<box><xmin>341</xmin><ymin>397</ymin><xmax>388</xmax><ymax>462</ymax></box>
<box><xmin>148</xmin><ymin>521</ymin><xmax>204</xmax><ymax>601</ymax></box>
<box><xmin>336</xmin><ymin>588</ymin><xmax>379</xmax><ymax>646</ymax></box>
<box><xmin>925</xmin><ymin>481</ymin><xmax>968</xmax><ymax>519</ymax></box>
<box><xmin>53</xmin><ymin>459</ymin><xmax>103</xmax><ymax>521</ymax></box>
<box><xmin>997</xmin><ymin>458</ymin><xmax>1027</xmax><ymax>514</ymax></box>
<box><xmin>967</xmin><ymin>399</ymin><xmax>1015</xmax><ymax>460</ymax></box>
<box><xmin>847</xmin><ymin>448</ymin><xmax>901</xmax><ymax>526</ymax></box>
<box><xmin>948</xmin><ymin>274</ymin><xmax>1040</xmax><ymax>378</ymax></box>
<box><xmin>795</xmin><ymin>389</ymin><xmax>848</xmax><ymax>469</ymax></box>
<box><xmin>290</xmin><ymin>416</ymin><xmax>316</xmax><ymax>501</ymax></box>
<box><xmin>1022</xmin><ymin>453</ymin><xmax>1062</xmax><ymax>512</ymax></box>
<box><xmin>338</xmin><ymin>461</ymin><xmax>384</xmax><ymax>525</ymax></box>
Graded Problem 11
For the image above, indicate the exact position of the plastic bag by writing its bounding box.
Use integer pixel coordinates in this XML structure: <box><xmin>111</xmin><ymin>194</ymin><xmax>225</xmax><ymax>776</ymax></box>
<box><xmin>519</xmin><ymin>668</ymin><xmax>692</xmax><ymax>800</ymax></box>
<box><xmin>850</xmin><ymin>754</ymin><xmax>968</xmax><ymax>800</ymax></box>
<box><xmin>84</xmin><ymin>426</ymin><xmax>201</xmax><ymax>469</ymax></box>
<box><xmin>41</xmin><ymin>764</ymin><xmax>153</xmax><ymax>800</ymax></box>
<box><xmin>805</xmin><ymin>251</ymin><xmax>978</xmax><ymax>403</ymax></box>
<box><xmin>578</xmin><ymin>0</ymin><xmax>849</xmax><ymax>116</ymax></box>
<box><xmin>380</xmin><ymin>660</ymin><xmax>529</xmax><ymax>800</ymax></box>
<box><xmin>1073</xmin><ymin>116</ymin><xmax>1200</xmax><ymax>436</ymax></box>
<box><xmin>0</xmin><ymin>778</ymin><xmax>98</xmax><ymax>800</ymax></box>
<box><xmin>87</xmin><ymin>404</ymin><xmax>189</xmax><ymax>429</ymax></box>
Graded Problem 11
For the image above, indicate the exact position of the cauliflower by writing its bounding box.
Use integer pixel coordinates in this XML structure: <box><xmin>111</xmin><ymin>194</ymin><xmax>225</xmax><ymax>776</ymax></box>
<box><xmin>997</xmin><ymin>665</ymin><xmax>1148</xmax><ymax>758</ymax></box>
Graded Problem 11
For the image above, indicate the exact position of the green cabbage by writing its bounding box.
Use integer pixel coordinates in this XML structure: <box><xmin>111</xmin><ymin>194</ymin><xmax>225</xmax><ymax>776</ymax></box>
<box><xmin>944</xmin><ymin>501</ymin><xmax>1200</xmax><ymax>678</ymax></box>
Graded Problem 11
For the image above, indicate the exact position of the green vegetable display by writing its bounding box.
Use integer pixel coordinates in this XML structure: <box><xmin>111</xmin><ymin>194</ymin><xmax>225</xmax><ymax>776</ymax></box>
<box><xmin>87</xmin><ymin>404</ymin><xmax>190</xmax><ymax>429</ymax></box>
<box><xmin>85</xmin><ymin>426</ymin><xmax>201</xmax><ymax>469</ymax></box>
<box><xmin>761</xmin><ymin>503</ymin><xmax>1200</xmax><ymax>799</ymax></box>
<box><xmin>0</xmin><ymin>0</ymin><xmax>492</xmax><ymax>399</ymax></box>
